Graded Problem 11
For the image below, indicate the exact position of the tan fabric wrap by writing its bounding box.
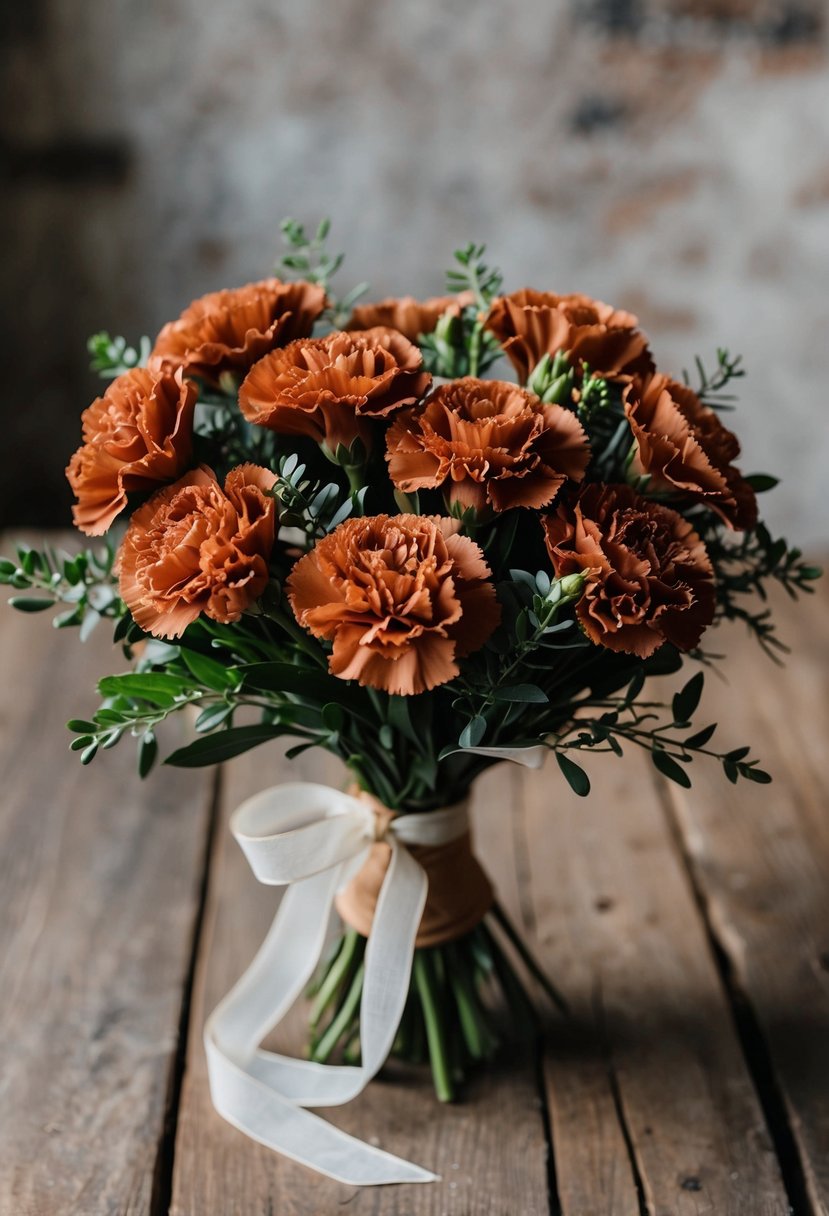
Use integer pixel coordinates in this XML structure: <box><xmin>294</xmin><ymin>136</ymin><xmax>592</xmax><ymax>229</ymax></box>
<box><xmin>335</xmin><ymin>791</ymin><xmax>494</xmax><ymax>948</ymax></box>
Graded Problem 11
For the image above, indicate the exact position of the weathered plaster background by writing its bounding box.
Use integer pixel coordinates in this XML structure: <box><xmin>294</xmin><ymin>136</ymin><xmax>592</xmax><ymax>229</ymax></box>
<box><xmin>1</xmin><ymin>1</ymin><xmax>827</xmax><ymax>543</ymax></box>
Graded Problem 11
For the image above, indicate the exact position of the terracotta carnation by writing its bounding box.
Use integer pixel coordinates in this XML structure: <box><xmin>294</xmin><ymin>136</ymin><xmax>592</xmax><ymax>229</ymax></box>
<box><xmin>119</xmin><ymin>464</ymin><xmax>277</xmax><ymax>639</ymax></box>
<box><xmin>543</xmin><ymin>483</ymin><xmax>715</xmax><ymax>658</ymax></box>
<box><xmin>149</xmin><ymin>278</ymin><xmax>327</xmax><ymax>384</ymax></box>
<box><xmin>287</xmin><ymin>514</ymin><xmax>500</xmax><ymax>694</ymax></box>
<box><xmin>486</xmin><ymin>289</ymin><xmax>653</xmax><ymax>384</ymax></box>
<box><xmin>624</xmin><ymin>374</ymin><xmax>758</xmax><ymax>531</ymax></box>
<box><xmin>347</xmin><ymin>292</ymin><xmax>475</xmax><ymax>342</ymax></box>
<box><xmin>386</xmin><ymin>377</ymin><xmax>590</xmax><ymax>513</ymax></box>
<box><xmin>66</xmin><ymin>367</ymin><xmax>197</xmax><ymax>536</ymax></box>
<box><xmin>238</xmin><ymin>328</ymin><xmax>431</xmax><ymax>452</ymax></box>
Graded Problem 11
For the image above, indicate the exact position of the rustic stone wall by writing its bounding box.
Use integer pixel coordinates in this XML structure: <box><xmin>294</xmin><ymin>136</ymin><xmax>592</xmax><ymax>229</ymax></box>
<box><xmin>1</xmin><ymin>0</ymin><xmax>827</xmax><ymax>543</ymax></box>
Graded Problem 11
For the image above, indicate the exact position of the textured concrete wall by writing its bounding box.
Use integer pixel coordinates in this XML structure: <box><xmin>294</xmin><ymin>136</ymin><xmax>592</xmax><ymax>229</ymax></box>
<box><xmin>1</xmin><ymin>0</ymin><xmax>827</xmax><ymax>545</ymax></box>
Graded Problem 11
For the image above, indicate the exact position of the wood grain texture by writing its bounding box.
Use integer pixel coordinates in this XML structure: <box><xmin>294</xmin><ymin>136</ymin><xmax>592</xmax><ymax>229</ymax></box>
<box><xmin>0</xmin><ymin>597</ymin><xmax>215</xmax><ymax>1216</ymax></box>
<box><xmin>520</xmin><ymin>747</ymin><xmax>791</xmax><ymax>1216</ymax></box>
<box><xmin>170</xmin><ymin>748</ymin><xmax>552</xmax><ymax>1216</ymax></box>
<box><xmin>662</xmin><ymin>582</ymin><xmax>829</xmax><ymax>1215</ymax></box>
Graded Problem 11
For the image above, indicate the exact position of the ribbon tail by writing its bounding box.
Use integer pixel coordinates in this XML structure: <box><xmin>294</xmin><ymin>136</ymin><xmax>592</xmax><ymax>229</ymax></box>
<box><xmin>204</xmin><ymin>842</ymin><xmax>437</xmax><ymax>1184</ymax></box>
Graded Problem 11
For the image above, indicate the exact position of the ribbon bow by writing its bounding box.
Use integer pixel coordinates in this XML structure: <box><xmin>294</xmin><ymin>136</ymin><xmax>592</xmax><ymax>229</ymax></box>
<box><xmin>204</xmin><ymin>782</ymin><xmax>471</xmax><ymax>1186</ymax></box>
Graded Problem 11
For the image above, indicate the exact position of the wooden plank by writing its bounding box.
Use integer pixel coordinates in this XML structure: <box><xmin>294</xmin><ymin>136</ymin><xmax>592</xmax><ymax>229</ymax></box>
<box><xmin>171</xmin><ymin>747</ymin><xmax>553</xmax><ymax>1215</ymax></box>
<box><xmin>662</xmin><ymin>580</ymin><xmax>829</xmax><ymax>1214</ymax></box>
<box><xmin>520</xmin><ymin>745</ymin><xmax>791</xmax><ymax>1215</ymax></box>
<box><xmin>0</xmin><ymin>597</ymin><xmax>216</xmax><ymax>1214</ymax></box>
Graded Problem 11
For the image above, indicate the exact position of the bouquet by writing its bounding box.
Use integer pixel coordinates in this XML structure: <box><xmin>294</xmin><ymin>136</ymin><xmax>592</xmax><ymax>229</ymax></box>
<box><xmin>2</xmin><ymin>219</ymin><xmax>819</xmax><ymax>1185</ymax></box>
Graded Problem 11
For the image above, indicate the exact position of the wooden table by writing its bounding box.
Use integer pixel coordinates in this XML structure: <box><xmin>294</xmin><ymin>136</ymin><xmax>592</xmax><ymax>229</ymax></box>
<box><xmin>1</xmin><ymin>545</ymin><xmax>827</xmax><ymax>1216</ymax></box>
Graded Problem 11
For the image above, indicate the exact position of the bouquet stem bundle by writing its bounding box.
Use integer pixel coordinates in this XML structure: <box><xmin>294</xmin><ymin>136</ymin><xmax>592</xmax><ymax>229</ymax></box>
<box><xmin>309</xmin><ymin>903</ymin><xmax>563</xmax><ymax>1101</ymax></box>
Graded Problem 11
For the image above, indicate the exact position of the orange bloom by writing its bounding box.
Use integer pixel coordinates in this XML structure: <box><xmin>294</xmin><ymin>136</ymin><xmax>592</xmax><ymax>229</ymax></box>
<box><xmin>287</xmin><ymin>514</ymin><xmax>500</xmax><ymax>694</ymax></box>
<box><xmin>623</xmin><ymin>374</ymin><xmax>758</xmax><ymax>531</ymax></box>
<box><xmin>386</xmin><ymin>377</ymin><xmax>590</xmax><ymax>513</ymax></box>
<box><xmin>66</xmin><ymin>367</ymin><xmax>196</xmax><ymax>536</ymax></box>
<box><xmin>149</xmin><ymin>279</ymin><xmax>327</xmax><ymax>384</ymax></box>
<box><xmin>347</xmin><ymin>292</ymin><xmax>475</xmax><ymax>342</ymax></box>
<box><xmin>486</xmin><ymin>289</ymin><xmax>653</xmax><ymax>384</ymax></box>
<box><xmin>238</xmin><ymin>328</ymin><xmax>431</xmax><ymax>452</ymax></box>
<box><xmin>543</xmin><ymin>483</ymin><xmax>715</xmax><ymax>658</ymax></box>
<box><xmin>119</xmin><ymin>465</ymin><xmax>277</xmax><ymax>639</ymax></box>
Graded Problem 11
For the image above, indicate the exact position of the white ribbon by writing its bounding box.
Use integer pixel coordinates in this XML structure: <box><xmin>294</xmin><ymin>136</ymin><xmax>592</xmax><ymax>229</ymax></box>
<box><xmin>204</xmin><ymin>782</ymin><xmax>472</xmax><ymax>1186</ymax></box>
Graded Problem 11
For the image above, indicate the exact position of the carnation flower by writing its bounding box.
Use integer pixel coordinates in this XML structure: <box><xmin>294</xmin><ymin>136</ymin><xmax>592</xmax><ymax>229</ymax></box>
<box><xmin>543</xmin><ymin>483</ymin><xmax>715</xmax><ymax>658</ymax></box>
<box><xmin>623</xmin><ymin>374</ymin><xmax>758</xmax><ymax>531</ymax></box>
<box><xmin>386</xmin><ymin>377</ymin><xmax>590</xmax><ymax>513</ymax></box>
<box><xmin>486</xmin><ymin>289</ymin><xmax>653</xmax><ymax>384</ymax></box>
<box><xmin>149</xmin><ymin>278</ymin><xmax>327</xmax><ymax>384</ymax></box>
<box><xmin>66</xmin><ymin>367</ymin><xmax>197</xmax><ymax>536</ymax></box>
<box><xmin>119</xmin><ymin>464</ymin><xmax>277</xmax><ymax>639</ymax></box>
<box><xmin>238</xmin><ymin>328</ymin><xmax>431</xmax><ymax>452</ymax></box>
<box><xmin>287</xmin><ymin>514</ymin><xmax>500</xmax><ymax>695</ymax></box>
<box><xmin>347</xmin><ymin>292</ymin><xmax>474</xmax><ymax>342</ymax></box>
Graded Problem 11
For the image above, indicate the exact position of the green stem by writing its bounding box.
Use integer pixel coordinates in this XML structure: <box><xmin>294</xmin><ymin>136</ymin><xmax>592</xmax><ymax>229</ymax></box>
<box><xmin>309</xmin><ymin>927</ymin><xmax>361</xmax><ymax>1028</ymax></box>
<box><xmin>311</xmin><ymin>963</ymin><xmax>365</xmax><ymax>1062</ymax></box>
<box><xmin>344</xmin><ymin>462</ymin><xmax>365</xmax><ymax>496</ymax></box>
<box><xmin>413</xmin><ymin>951</ymin><xmax>455</xmax><ymax>1102</ymax></box>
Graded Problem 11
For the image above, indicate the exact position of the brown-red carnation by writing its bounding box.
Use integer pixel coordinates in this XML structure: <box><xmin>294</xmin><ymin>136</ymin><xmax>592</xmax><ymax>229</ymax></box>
<box><xmin>542</xmin><ymin>483</ymin><xmax>716</xmax><ymax>658</ymax></box>
<box><xmin>119</xmin><ymin>464</ymin><xmax>277</xmax><ymax>639</ymax></box>
<box><xmin>486</xmin><ymin>289</ymin><xmax>653</xmax><ymax>384</ymax></box>
<box><xmin>623</xmin><ymin>373</ymin><xmax>758</xmax><ymax>530</ymax></box>
<box><xmin>286</xmin><ymin>513</ymin><xmax>500</xmax><ymax>695</ymax></box>
<box><xmin>66</xmin><ymin>367</ymin><xmax>197</xmax><ymax>536</ymax></box>
<box><xmin>149</xmin><ymin>278</ymin><xmax>327</xmax><ymax>384</ymax></box>
<box><xmin>386</xmin><ymin>377</ymin><xmax>590</xmax><ymax>513</ymax></box>
<box><xmin>238</xmin><ymin>328</ymin><xmax>431</xmax><ymax>452</ymax></box>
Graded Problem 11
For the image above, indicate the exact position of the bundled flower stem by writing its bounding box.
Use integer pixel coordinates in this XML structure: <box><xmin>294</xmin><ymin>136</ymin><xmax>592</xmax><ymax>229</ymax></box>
<box><xmin>2</xmin><ymin>218</ymin><xmax>820</xmax><ymax>1100</ymax></box>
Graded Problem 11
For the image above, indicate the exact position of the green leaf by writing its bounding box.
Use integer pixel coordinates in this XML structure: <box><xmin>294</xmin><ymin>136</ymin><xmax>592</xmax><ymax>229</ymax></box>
<box><xmin>387</xmin><ymin>695</ymin><xmax>421</xmax><ymax>747</ymax></box>
<box><xmin>745</xmin><ymin>473</ymin><xmax>779</xmax><ymax>492</ymax></box>
<box><xmin>672</xmin><ymin>672</ymin><xmax>704</xmax><ymax>724</ymax></box>
<box><xmin>724</xmin><ymin>760</ymin><xmax>739</xmax><ymax>784</ymax></box>
<box><xmin>8</xmin><ymin>597</ymin><xmax>53</xmax><ymax>613</ymax></box>
<box><xmin>165</xmin><ymin>724</ymin><xmax>283</xmax><ymax>767</ymax></box>
<box><xmin>322</xmin><ymin>702</ymin><xmax>344</xmax><ymax>733</ymax></box>
<box><xmin>379</xmin><ymin>724</ymin><xmax>394</xmax><ymax>750</ymax></box>
<box><xmin>180</xmin><ymin>648</ymin><xmax>237</xmax><ymax>691</ymax></box>
<box><xmin>80</xmin><ymin>743</ymin><xmax>99</xmax><ymax>765</ymax></box>
<box><xmin>67</xmin><ymin>718</ymin><xmax>97</xmax><ymax>734</ymax></box>
<box><xmin>98</xmin><ymin>672</ymin><xmax>191</xmax><ymax>707</ymax></box>
<box><xmin>138</xmin><ymin>732</ymin><xmax>158</xmax><ymax>778</ymax></box>
<box><xmin>556</xmin><ymin>753</ymin><xmax>590</xmax><ymax>797</ymax></box>
<box><xmin>652</xmin><ymin>749</ymin><xmax>692</xmax><ymax>788</ymax></box>
<box><xmin>492</xmin><ymin>684</ymin><xmax>548</xmax><ymax>704</ymax></box>
<box><xmin>743</xmin><ymin>765</ymin><xmax>772</xmax><ymax>784</ymax></box>
<box><xmin>459</xmin><ymin>716</ymin><xmax>487</xmax><ymax>748</ymax></box>
<box><xmin>238</xmin><ymin>662</ymin><xmax>368</xmax><ymax>713</ymax></box>
<box><xmin>194</xmin><ymin>704</ymin><xmax>233</xmax><ymax>732</ymax></box>
<box><xmin>672</xmin><ymin>671</ymin><xmax>704</xmax><ymax>724</ymax></box>
<box><xmin>725</xmin><ymin>746</ymin><xmax>751</xmax><ymax>762</ymax></box>
<box><xmin>685</xmin><ymin>723</ymin><xmax>717</xmax><ymax>749</ymax></box>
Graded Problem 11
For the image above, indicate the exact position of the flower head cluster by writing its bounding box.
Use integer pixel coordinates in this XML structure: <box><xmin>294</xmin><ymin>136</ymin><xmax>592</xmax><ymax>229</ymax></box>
<box><xmin>50</xmin><ymin>235</ymin><xmax>808</xmax><ymax>801</ymax></box>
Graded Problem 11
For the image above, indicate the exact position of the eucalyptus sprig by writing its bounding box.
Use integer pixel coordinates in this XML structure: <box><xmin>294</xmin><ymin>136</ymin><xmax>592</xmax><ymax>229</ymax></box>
<box><xmin>88</xmin><ymin>331</ymin><xmax>151</xmax><ymax>380</ymax></box>
<box><xmin>548</xmin><ymin>669</ymin><xmax>770</xmax><ymax>797</ymax></box>
<box><xmin>0</xmin><ymin>539</ymin><xmax>123</xmax><ymax>640</ymax></box>
<box><xmin>277</xmin><ymin>217</ymin><xmax>368</xmax><ymax>328</ymax></box>
<box><xmin>684</xmin><ymin>347</ymin><xmax>745</xmax><ymax>409</ymax></box>
<box><xmin>272</xmin><ymin>452</ymin><xmax>368</xmax><ymax>544</ymax></box>
<box><xmin>704</xmin><ymin>521</ymin><xmax>821</xmax><ymax>657</ymax></box>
